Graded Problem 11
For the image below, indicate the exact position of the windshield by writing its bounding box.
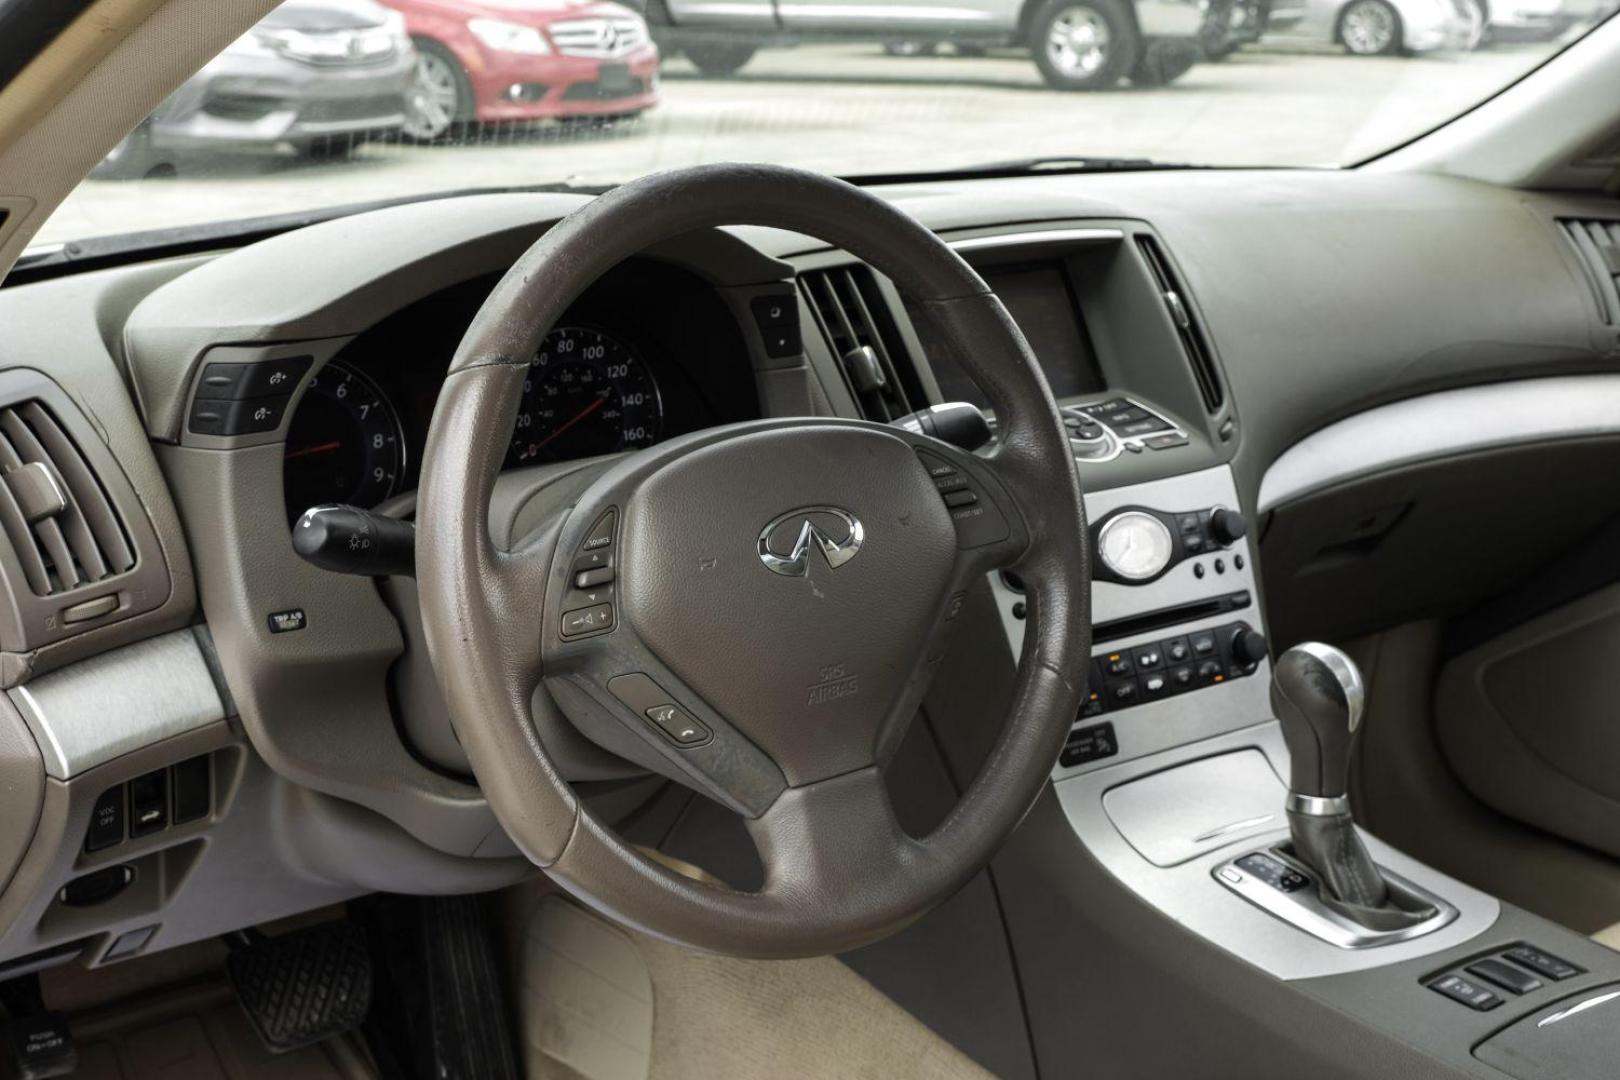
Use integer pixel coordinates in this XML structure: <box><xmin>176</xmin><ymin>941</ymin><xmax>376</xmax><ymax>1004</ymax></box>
<box><xmin>32</xmin><ymin>0</ymin><xmax>1619</xmax><ymax>249</ymax></box>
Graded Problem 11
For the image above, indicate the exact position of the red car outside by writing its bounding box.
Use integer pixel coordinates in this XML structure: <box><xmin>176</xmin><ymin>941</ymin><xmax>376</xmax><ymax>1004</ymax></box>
<box><xmin>385</xmin><ymin>0</ymin><xmax>660</xmax><ymax>140</ymax></box>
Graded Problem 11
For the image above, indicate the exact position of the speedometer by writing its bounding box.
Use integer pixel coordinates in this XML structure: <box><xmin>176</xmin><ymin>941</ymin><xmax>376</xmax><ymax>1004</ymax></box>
<box><xmin>507</xmin><ymin>326</ymin><xmax>662</xmax><ymax>465</ymax></box>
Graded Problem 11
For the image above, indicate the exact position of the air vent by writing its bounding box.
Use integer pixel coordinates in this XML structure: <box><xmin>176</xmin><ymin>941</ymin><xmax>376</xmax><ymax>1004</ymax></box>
<box><xmin>800</xmin><ymin>265</ymin><xmax>920</xmax><ymax>421</ymax></box>
<box><xmin>0</xmin><ymin>401</ymin><xmax>135</xmax><ymax>596</ymax></box>
<box><xmin>1558</xmin><ymin>219</ymin><xmax>1620</xmax><ymax>325</ymax></box>
<box><xmin>1135</xmin><ymin>235</ymin><xmax>1224</xmax><ymax>413</ymax></box>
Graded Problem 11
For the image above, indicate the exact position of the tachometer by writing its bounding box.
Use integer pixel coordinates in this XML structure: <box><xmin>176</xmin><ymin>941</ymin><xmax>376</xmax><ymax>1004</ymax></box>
<box><xmin>282</xmin><ymin>361</ymin><xmax>406</xmax><ymax>520</ymax></box>
<box><xmin>507</xmin><ymin>326</ymin><xmax>662</xmax><ymax>465</ymax></box>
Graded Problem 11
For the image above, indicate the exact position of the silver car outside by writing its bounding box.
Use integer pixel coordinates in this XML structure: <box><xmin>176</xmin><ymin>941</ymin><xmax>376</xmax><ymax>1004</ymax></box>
<box><xmin>144</xmin><ymin>0</ymin><xmax>416</xmax><ymax>152</ymax></box>
<box><xmin>1266</xmin><ymin>0</ymin><xmax>1483</xmax><ymax>52</ymax></box>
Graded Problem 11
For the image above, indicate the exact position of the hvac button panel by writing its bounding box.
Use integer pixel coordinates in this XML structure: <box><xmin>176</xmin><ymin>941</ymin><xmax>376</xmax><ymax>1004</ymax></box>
<box><xmin>1079</xmin><ymin>621</ymin><xmax>1265</xmax><ymax>720</ymax></box>
<box><xmin>560</xmin><ymin>510</ymin><xmax>618</xmax><ymax>640</ymax></box>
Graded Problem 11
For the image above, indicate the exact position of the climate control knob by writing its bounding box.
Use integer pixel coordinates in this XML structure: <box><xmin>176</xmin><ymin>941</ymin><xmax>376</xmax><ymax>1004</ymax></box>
<box><xmin>1231</xmin><ymin>628</ymin><xmax>1270</xmax><ymax>667</ymax></box>
<box><xmin>1210</xmin><ymin>507</ymin><xmax>1248</xmax><ymax>545</ymax></box>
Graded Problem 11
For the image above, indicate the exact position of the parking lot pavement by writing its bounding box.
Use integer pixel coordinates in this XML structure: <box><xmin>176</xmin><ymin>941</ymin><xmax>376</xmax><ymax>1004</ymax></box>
<box><xmin>38</xmin><ymin>41</ymin><xmax>1556</xmax><ymax>247</ymax></box>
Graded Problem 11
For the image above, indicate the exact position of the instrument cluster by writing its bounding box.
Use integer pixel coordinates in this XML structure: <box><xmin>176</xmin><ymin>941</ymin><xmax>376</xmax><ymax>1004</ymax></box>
<box><xmin>280</xmin><ymin>261</ymin><xmax>759</xmax><ymax>522</ymax></box>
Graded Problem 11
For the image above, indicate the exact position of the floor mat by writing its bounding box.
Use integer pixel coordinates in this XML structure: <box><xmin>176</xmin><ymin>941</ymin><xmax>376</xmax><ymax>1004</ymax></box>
<box><xmin>518</xmin><ymin>892</ymin><xmax>993</xmax><ymax>1080</ymax></box>
<box><xmin>23</xmin><ymin>979</ymin><xmax>375</xmax><ymax>1080</ymax></box>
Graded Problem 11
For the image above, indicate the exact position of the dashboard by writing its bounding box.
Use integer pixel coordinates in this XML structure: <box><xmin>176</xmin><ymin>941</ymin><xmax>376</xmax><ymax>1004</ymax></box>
<box><xmin>278</xmin><ymin>259</ymin><xmax>761</xmax><ymax>521</ymax></box>
<box><xmin>0</xmin><ymin>170</ymin><xmax>1617</xmax><ymax>990</ymax></box>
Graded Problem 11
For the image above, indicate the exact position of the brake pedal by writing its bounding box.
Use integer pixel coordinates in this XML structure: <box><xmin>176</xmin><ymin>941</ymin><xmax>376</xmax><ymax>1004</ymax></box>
<box><xmin>226</xmin><ymin>920</ymin><xmax>372</xmax><ymax>1054</ymax></box>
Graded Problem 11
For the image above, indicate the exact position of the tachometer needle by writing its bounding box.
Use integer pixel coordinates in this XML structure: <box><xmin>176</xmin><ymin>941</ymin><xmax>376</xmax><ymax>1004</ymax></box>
<box><xmin>284</xmin><ymin>441</ymin><xmax>343</xmax><ymax>460</ymax></box>
<box><xmin>532</xmin><ymin>393</ymin><xmax>610</xmax><ymax>452</ymax></box>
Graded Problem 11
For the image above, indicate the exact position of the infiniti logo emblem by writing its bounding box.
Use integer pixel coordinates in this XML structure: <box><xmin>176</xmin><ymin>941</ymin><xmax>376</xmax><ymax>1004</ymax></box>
<box><xmin>757</xmin><ymin>507</ymin><xmax>864</xmax><ymax>577</ymax></box>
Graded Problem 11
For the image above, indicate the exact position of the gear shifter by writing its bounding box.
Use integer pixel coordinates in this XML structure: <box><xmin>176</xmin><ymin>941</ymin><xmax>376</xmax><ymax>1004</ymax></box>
<box><xmin>1271</xmin><ymin>643</ymin><xmax>1399</xmax><ymax>917</ymax></box>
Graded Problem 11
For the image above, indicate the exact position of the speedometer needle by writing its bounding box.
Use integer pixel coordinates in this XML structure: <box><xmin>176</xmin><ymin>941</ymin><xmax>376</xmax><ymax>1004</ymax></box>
<box><xmin>532</xmin><ymin>392</ymin><xmax>610</xmax><ymax>452</ymax></box>
<box><xmin>284</xmin><ymin>441</ymin><xmax>343</xmax><ymax>460</ymax></box>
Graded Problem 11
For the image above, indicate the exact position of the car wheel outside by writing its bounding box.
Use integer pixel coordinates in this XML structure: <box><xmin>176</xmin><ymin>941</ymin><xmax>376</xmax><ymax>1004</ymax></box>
<box><xmin>404</xmin><ymin>38</ymin><xmax>474</xmax><ymax>142</ymax></box>
<box><xmin>1337</xmin><ymin>0</ymin><xmax>1402</xmax><ymax>54</ymax></box>
<box><xmin>1030</xmin><ymin>0</ymin><xmax>1139</xmax><ymax>90</ymax></box>
<box><xmin>684</xmin><ymin>41</ymin><xmax>758</xmax><ymax>76</ymax></box>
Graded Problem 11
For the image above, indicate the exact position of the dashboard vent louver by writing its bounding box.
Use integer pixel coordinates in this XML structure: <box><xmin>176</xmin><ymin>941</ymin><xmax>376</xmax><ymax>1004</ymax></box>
<box><xmin>1558</xmin><ymin>219</ymin><xmax>1620</xmax><ymax>325</ymax></box>
<box><xmin>0</xmin><ymin>401</ymin><xmax>135</xmax><ymax>596</ymax></box>
<box><xmin>800</xmin><ymin>265</ymin><xmax>919</xmax><ymax>421</ymax></box>
<box><xmin>1136</xmin><ymin>235</ymin><xmax>1224</xmax><ymax>413</ymax></box>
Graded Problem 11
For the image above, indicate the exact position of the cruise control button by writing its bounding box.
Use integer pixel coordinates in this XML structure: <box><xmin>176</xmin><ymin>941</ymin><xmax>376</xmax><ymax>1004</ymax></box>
<box><xmin>561</xmin><ymin>603</ymin><xmax>614</xmax><ymax>637</ymax></box>
<box><xmin>943</xmin><ymin>489</ymin><xmax>978</xmax><ymax>508</ymax></box>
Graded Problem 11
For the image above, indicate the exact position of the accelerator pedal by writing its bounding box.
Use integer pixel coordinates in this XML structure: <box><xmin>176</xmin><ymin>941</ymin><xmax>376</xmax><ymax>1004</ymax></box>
<box><xmin>225</xmin><ymin>920</ymin><xmax>372</xmax><ymax>1054</ymax></box>
<box><xmin>420</xmin><ymin>896</ymin><xmax>519</xmax><ymax>1080</ymax></box>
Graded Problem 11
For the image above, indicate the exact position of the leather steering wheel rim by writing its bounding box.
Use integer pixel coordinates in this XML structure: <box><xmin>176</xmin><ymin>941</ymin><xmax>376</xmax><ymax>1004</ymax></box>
<box><xmin>416</xmin><ymin>163</ymin><xmax>1090</xmax><ymax>958</ymax></box>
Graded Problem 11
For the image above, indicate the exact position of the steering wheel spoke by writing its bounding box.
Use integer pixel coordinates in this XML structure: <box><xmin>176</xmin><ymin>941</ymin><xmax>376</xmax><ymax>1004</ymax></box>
<box><xmin>748</xmin><ymin>765</ymin><xmax>922</xmax><ymax>904</ymax></box>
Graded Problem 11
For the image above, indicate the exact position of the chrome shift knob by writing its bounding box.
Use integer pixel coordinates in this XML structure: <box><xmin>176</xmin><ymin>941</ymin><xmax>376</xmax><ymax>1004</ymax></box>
<box><xmin>1270</xmin><ymin>642</ymin><xmax>1365</xmax><ymax>803</ymax></box>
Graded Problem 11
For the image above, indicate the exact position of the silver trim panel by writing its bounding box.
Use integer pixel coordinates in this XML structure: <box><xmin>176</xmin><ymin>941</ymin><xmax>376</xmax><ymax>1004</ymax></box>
<box><xmin>996</xmin><ymin>464</ymin><xmax>1270</xmax><ymax>776</ymax></box>
<box><xmin>1257</xmin><ymin>375</ymin><xmax>1620</xmax><ymax>513</ymax></box>
<box><xmin>949</xmin><ymin>227</ymin><xmax>1125</xmax><ymax>253</ymax></box>
<box><xmin>1212</xmin><ymin>850</ymin><xmax>1459</xmax><ymax>949</ymax></box>
<box><xmin>1055</xmin><ymin>720</ymin><xmax>1501</xmax><ymax>980</ymax></box>
<box><xmin>9</xmin><ymin>628</ymin><xmax>227</xmax><ymax>779</ymax></box>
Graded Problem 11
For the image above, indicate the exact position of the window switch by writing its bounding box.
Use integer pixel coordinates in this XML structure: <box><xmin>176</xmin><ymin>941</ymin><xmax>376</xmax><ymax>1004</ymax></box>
<box><xmin>172</xmin><ymin>756</ymin><xmax>211</xmax><ymax>825</ymax></box>
<box><xmin>128</xmin><ymin>769</ymin><xmax>168</xmax><ymax>837</ymax></box>
<box><xmin>84</xmin><ymin>784</ymin><xmax>125</xmax><ymax>852</ymax></box>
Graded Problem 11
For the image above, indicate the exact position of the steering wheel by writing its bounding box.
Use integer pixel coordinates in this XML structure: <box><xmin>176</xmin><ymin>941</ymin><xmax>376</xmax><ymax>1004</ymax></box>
<box><xmin>416</xmin><ymin>164</ymin><xmax>1090</xmax><ymax>958</ymax></box>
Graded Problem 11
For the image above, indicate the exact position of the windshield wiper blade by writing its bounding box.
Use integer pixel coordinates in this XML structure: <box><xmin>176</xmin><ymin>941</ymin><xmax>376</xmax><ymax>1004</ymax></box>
<box><xmin>844</xmin><ymin>156</ymin><xmax>1203</xmax><ymax>185</ymax></box>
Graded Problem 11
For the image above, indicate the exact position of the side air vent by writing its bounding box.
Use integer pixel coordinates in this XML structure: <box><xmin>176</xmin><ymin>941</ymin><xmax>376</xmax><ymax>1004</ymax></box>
<box><xmin>0</xmin><ymin>369</ymin><xmax>166</xmax><ymax>654</ymax></box>
<box><xmin>1135</xmin><ymin>235</ymin><xmax>1224</xmax><ymax>413</ymax></box>
<box><xmin>1559</xmin><ymin>219</ymin><xmax>1620</xmax><ymax>325</ymax></box>
<box><xmin>0</xmin><ymin>402</ymin><xmax>135</xmax><ymax>596</ymax></box>
<box><xmin>800</xmin><ymin>265</ymin><xmax>921</xmax><ymax>421</ymax></box>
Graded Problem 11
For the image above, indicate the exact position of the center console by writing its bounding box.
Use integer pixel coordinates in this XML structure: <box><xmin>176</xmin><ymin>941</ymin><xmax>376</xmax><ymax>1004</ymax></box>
<box><xmin>789</xmin><ymin>219</ymin><xmax>1620</xmax><ymax>1080</ymax></box>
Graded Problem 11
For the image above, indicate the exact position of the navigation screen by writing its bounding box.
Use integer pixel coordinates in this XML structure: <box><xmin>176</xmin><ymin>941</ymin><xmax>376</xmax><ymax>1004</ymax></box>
<box><xmin>925</xmin><ymin>262</ymin><xmax>1103</xmax><ymax>406</ymax></box>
